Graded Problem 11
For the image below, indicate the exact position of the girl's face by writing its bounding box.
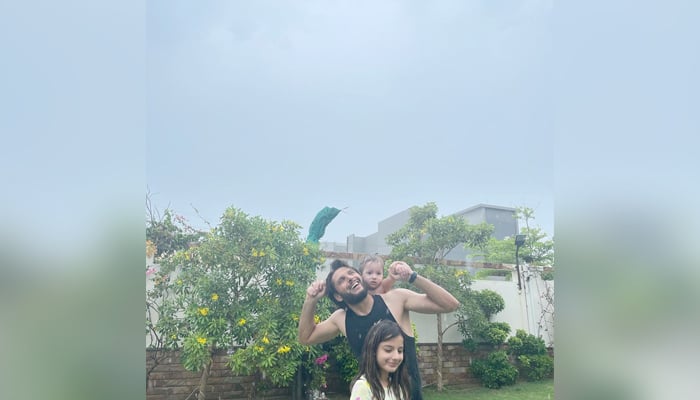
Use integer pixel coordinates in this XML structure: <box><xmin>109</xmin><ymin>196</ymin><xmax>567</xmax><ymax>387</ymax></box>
<box><xmin>376</xmin><ymin>334</ymin><xmax>404</xmax><ymax>376</ymax></box>
<box><xmin>361</xmin><ymin>261</ymin><xmax>384</xmax><ymax>291</ymax></box>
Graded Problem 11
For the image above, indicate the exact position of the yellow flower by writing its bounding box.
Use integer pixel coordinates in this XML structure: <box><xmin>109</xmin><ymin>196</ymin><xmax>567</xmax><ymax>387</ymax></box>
<box><xmin>170</xmin><ymin>334</ymin><xmax>177</xmax><ymax>339</ymax></box>
<box><xmin>262</xmin><ymin>336</ymin><xmax>270</xmax><ymax>344</ymax></box>
<box><xmin>255</xmin><ymin>345</ymin><xmax>264</xmax><ymax>352</ymax></box>
<box><xmin>176</xmin><ymin>279</ymin><xmax>183</xmax><ymax>285</ymax></box>
<box><xmin>276</xmin><ymin>278</ymin><xmax>282</xmax><ymax>285</ymax></box>
<box><xmin>252</xmin><ymin>249</ymin><xmax>258</xmax><ymax>257</ymax></box>
<box><xmin>238</xmin><ymin>318</ymin><xmax>246</xmax><ymax>326</ymax></box>
<box><xmin>198</xmin><ymin>307</ymin><xmax>209</xmax><ymax>316</ymax></box>
<box><xmin>277</xmin><ymin>345</ymin><xmax>291</xmax><ymax>354</ymax></box>
<box><xmin>455</xmin><ymin>270</ymin><xmax>465</xmax><ymax>277</ymax></box>
<box><xmin>196</xmin><ymin>337</ymin><xmax>207</xmax><ymax>345</ymax></box>
<box><xmin>303</xmin><ymin>247</ymin><xmax>309</xmax><ymax>256</ymax></box>
<box><xmin>292</xmin><ymin>314</ymin><xmax>299</xmax><ymax>322</ymax></box>
<box><xmin>211</xmin><ymin>293</ymin><xmax>219</xmax><ymax>301</ymax></box>
<box><xmin>314</xmin><ymin>315</ymin><xmax>321</xmax><ymax>324</ymax></box>
<box><xmin>259</xmin><ymin>250</ymin><xmax>265</xmax><ymax>257</ymax></box>
<box><xmin>285</xmin><ymin>280</ymin><xmax>294</xmax><ymax>287</ymax></box>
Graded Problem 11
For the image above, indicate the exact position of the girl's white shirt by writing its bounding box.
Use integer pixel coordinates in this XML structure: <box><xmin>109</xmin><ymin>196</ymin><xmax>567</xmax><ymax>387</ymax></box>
<box><xmin>349</xmin><ymin>375</ymin><xmax>402</xmax><ymax>400</ymax></box>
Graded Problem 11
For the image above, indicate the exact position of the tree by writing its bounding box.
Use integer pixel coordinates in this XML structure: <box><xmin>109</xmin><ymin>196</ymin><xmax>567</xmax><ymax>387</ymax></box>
<box><xmin>385</xmin><ymin>202</ymin><xmax>494</xmax><ymax>391</ymax></box>
<box><xmin>457</xmin><ymin>287</ymin><xmax>510</xmax><ymax>352</ymax></box>
<box><xmin>481</xmin><ymin>207</ymin><xmax>554</xmax><ymax>267</ymax></box>
<box><xmin>147</xmin><ymin>206</ymin><xmax>325</xmax><ymax>400</ymax></box>
<box><xmin>459</xmin><ymin>288</ymin><xmax>516</xmax><ymax>389</ymax></box>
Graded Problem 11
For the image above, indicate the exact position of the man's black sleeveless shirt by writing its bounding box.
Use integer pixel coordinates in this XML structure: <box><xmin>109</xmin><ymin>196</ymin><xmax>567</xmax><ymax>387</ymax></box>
<box><xmin>345</xmin><ymin>295</ymin><xmax>423</xmax><ymax>400</ymax></box>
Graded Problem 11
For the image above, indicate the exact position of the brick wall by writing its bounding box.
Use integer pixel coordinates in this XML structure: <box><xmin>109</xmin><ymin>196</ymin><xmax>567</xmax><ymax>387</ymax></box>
<box><xmin>325</xmin><ymin>343</ymin><xmax>489</xmax><ymax>396</ymax></box>
<box><xmin>416</xmin><ymin>343</ymin><xmax>485</xmax><ymax>388</ymax></box>
<box><xmin>147</xmin><ymin>344</ymin><xmax>553</xmax><ymax>399</ymax></box>
<box><xmin>147</xmin><ymin>350</ymin><xmax>291</xmax><ymax>400</ymax></box>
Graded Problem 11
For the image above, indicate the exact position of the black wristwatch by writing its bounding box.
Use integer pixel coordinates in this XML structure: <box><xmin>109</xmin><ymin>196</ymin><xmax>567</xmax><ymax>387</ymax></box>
<box><xmin>408</xmin><ymin>271</ymin><xmax>418</xmax><ymax>284</ymax></box>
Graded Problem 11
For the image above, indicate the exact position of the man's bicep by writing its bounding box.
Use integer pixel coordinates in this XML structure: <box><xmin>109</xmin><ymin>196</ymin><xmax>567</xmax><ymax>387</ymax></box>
<box><xmin>305</xmin><ymin>316</ymin><xmax>341</xmax><ymax>344</ymax></box>
<box><xmin>404</xmin><ymin>291</ymin><xmax>451</xmax><ymax>313</ymax></box>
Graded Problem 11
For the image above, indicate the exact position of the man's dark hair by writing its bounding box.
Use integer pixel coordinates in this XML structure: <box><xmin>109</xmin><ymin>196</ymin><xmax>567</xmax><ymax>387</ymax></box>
<box><xmin>325</xmin><ymin>259</ymin><xmax>359</xmax><ymax>308</ymax></box>
<box><xmin>330</xmin><ymin>259</ymin><xmax>349</xmax><ymax>270</ymax></box>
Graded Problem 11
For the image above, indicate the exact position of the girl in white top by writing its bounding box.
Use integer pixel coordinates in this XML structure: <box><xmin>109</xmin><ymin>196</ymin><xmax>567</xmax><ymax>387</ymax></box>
<box><xmin>349</xmin><ymin>320</ymin><xmax>410</xmax><ymax>400</ymax></box>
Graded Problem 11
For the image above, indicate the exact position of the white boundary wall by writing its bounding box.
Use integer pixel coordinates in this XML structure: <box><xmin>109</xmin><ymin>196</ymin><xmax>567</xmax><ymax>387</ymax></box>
<box><xmin>410</xmin><ymin>268</ymin><xmax>554</xmax><ymax>346</ymax></box>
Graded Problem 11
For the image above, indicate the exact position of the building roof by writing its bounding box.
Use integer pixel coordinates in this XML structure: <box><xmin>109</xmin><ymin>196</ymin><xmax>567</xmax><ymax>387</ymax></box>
<box><xmin>452</xmin><ymin>203</ymin><xmax>516</xmax><ymax>216</ymax></box>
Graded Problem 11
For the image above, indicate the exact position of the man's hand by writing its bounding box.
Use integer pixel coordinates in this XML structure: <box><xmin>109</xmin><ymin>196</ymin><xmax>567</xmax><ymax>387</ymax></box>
<box><xmin>299</xmin><ymin>281</ymin><xmax>342</xmax><ymax>345</ymax></box>
<box><xmin>306</xmin><ymin>281</ymin><xmax>326</xmax><ymax>301</ymax></box>
<box><xmin>389</xmin><ymin>261</ymin><xmax>413</xmax><ymax>282</ymax></box>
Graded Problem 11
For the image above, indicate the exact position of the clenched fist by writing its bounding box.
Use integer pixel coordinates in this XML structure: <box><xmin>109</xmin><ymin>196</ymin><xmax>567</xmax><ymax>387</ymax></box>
<box><xmin>306</xmin><ymin>281</ymin><xmax>326</xmax><ymax>301</ymax></box>
<box><xmin>388</xmin><ymin>261</ymin><xmax>413</xmax><ymax>282</ymax></box>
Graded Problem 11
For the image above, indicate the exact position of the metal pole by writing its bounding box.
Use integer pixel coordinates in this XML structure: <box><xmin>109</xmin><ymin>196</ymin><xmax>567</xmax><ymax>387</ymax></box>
<box><xmin>516</xmin><ymin>245</ymin><xmax>522</xmax><ymax>291</ymax></box>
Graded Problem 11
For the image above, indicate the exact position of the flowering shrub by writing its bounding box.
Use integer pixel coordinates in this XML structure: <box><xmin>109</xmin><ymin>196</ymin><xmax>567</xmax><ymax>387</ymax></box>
<box><xmin>148</xmin><ymin>206</ymin><xmax>325</xmax><ymax>396</ymax></box>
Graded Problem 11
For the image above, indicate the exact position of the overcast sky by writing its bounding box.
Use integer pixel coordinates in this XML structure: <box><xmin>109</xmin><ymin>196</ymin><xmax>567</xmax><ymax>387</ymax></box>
<box><xmin>146</xmin><ymin>0</ymin><xmax>555</xmax><ymax>243</ymax></box>
<box><xmin>2</xmin><ymin>3</ymin><xmax>698</xmax><ymax>398</ymax></box>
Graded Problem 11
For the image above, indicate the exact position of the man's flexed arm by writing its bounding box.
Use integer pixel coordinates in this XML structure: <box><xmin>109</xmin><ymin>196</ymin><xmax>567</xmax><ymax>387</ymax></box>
<box><xmin>298</xmin><ymin>281</ymin><xmax>342</xmax><ymax>345</ymax></box>
<box><xmin>390</xmin><ymin>261</ymin><xmax>460</xmax><ymax>313</ymax></box>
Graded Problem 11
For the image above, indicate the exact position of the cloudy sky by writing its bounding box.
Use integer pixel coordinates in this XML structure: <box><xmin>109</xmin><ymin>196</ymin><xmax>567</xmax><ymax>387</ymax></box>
<box><xmin>2</xmin><ymin>2</ymin><xmax>699</xmax><ymax>399</ymax></box>
<box><xmin>146</xmin><ymin>0</ymin><xmax>554</xmax><ymax>243</ymax></box>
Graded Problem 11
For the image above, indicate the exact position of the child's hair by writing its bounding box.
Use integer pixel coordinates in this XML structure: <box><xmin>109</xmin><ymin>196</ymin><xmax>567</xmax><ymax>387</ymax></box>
<box><xmin>359</xmin><ymin>254</ymin><xmax>384</xmax><ymax>273</ymax></box>
<box><xmin>351</xmin><ymin>319</ymin><xmax>410</xmax><ymax>400</ymax></box>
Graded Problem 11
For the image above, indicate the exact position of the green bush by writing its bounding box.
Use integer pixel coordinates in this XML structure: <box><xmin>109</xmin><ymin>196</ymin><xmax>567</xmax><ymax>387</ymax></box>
<box><xmin>475</xmin><ymin>289</ymin><xmax>506</xmax><ymax>318</ymax></box>
<box><xmin>506</xmin><ymin>330</ymin><xmax>553</xmax><ymax>382</ymax></box>
<box><xmin>483</xmin><ymin>322</ymin><xmax>511</xmax><ymax>347</ymax></box>
<box><xmin>462</xmin><ymin>337</ymin><xmax>478</xmax><ymax>352</ymax></box>
<box><xmin>517</xmin><ymin>354</ymin><xmax>554</xmax><ymax>381</ymax></box>
<box><xmin>540</xmin><ymin>270</ymin><xmax>554</xmax><ymax>280</ymax></box>
<box><xmin>470</xmin><ymin>350</ymin><xmax>518</xmax><ymax>389</ymax></box>
<box><xmin>507</xmin><ymin>329</ymin><xmax>547</xmax><ymax>356</ymax></box>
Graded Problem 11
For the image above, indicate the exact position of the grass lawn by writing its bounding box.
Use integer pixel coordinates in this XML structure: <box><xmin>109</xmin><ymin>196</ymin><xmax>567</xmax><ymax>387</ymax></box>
<box><xmin>421</xmin><ymin>379</ymin><xmax>553</xmax><ymax>400</ymax></box>
<box><xmin>327</xmin><ymin>379</ymin><xmax>554</xmax><ymax>399</ymax></box>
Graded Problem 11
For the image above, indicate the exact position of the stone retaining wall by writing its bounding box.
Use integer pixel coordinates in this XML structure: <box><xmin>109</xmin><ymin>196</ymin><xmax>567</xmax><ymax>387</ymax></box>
<box><xmin>147</xmin><ymin>344</ymin><xmax>553</xmax><ymax>399</ymax></box>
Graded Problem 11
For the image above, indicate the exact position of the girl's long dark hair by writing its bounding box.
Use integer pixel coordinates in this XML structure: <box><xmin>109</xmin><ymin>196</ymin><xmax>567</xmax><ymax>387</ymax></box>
<box><xmin>351</xmin><ymin>320</ymin><xmax>411</xmax><ymax>400</ymax></box>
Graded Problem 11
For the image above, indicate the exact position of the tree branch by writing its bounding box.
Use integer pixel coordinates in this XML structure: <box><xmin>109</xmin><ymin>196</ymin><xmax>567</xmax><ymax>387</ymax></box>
<box><xmin>441</xmin><ymin>321</ymin><xmax>460</xmax><ymax>335</ymax></box>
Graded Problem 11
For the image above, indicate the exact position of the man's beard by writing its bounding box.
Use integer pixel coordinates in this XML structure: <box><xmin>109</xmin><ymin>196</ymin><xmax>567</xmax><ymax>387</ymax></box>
<box><xmin>340</xmin><ymin>286</ymin><xmax>368</xmax><ymax>305</ymax></box>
